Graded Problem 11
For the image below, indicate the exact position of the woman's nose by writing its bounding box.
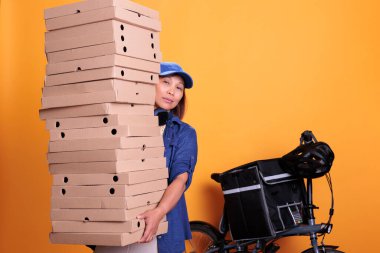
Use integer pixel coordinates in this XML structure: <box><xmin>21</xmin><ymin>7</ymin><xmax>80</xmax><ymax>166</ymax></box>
<box><xmin>167</xmin><ymin>88</ymin><xmax>174</xmax><ymax>95</ymax></box>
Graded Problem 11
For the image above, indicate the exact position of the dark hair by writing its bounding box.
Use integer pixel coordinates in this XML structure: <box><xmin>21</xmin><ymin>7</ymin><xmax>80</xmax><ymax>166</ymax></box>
<box><xmin>173</xmin><ymin>89</ymin><xmax>186</xmax><ymax>120</ymax></box>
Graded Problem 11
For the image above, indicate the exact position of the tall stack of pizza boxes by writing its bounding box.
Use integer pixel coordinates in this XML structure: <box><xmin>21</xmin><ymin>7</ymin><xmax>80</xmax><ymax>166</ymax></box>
<box><xmin>39</xmin><ymin>0</ymin><xmax>168</xmax><ymax>246</ymax></box>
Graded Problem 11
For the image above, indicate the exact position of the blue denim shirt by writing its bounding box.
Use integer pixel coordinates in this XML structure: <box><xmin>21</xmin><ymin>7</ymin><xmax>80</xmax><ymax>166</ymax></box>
<box><xmin>155</xmin><ymin>109</ymin><xmax>198</xmax><ymax>253</ymax></box>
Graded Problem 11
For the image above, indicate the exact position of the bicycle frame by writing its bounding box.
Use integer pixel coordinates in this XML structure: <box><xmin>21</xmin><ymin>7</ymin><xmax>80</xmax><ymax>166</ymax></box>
<box><xmin>305</xmin><ymin>178</ymin><xmax>321</xmax><ymax>253</ymax></box>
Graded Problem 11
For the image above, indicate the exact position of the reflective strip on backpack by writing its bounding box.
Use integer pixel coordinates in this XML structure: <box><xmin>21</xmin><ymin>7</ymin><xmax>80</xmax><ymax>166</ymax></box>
<box><xmin>223</xmin><ymin>184</ymin><xmax>261</xmax><ymax>195</ymax></box>
<box><xmin>264</xmin><ymin>173</ymin><xmax>293</xmax><ymax>181</ymax></box>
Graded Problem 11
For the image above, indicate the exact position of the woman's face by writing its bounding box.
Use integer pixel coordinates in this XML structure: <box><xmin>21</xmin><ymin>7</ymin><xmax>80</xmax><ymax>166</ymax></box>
<box><xmin>155</xmin><ymin>75</ymin><xmax>185</xmax><ymax>110</ymax></box>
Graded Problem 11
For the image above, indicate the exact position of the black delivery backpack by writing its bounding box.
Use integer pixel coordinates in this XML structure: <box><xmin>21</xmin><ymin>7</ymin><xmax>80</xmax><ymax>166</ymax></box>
<box><xmin>220</xmin><ymin>158</ymin><xmax>307</xmax><ymax>240</ymax></box>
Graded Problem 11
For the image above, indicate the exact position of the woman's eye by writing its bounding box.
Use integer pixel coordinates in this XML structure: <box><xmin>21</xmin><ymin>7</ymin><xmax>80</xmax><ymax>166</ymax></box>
<box><xmin>177</xmin><ymin>86</ymin><xmax>183</xmax><ymax>91</ymax></box>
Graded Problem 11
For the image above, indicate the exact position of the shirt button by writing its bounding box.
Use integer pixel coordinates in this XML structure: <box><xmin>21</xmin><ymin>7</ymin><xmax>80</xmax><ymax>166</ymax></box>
<box><xmin>157</xmin><ymin>236</ymin><xmax>162</xmax><ymax>239</ymax></box>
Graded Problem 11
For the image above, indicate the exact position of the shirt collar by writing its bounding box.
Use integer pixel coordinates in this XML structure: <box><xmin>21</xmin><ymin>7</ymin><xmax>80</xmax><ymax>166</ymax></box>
<box><xmin>154</xmin><ymin>108</ymin><xmax>183</xmax><ymax>125</ymax></box>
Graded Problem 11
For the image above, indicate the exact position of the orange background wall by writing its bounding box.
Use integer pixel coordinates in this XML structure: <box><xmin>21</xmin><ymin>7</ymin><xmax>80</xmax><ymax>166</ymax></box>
<box><xmin>1</xmin><ymin>0</ymin><xmax>379</xmax><ymax>252</ymax></box>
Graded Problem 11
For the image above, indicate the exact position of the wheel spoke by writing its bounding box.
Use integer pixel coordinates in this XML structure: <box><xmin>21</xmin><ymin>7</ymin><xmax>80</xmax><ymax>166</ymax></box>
<box><xmin>189</xmin><ymin>223</ymin><xmax>220</xmax><ymax>253</ymax></box>
<box><xmin>187</xmin><ymin>231</ymin><xmax>215</xmax><ymax>252</ymax></box>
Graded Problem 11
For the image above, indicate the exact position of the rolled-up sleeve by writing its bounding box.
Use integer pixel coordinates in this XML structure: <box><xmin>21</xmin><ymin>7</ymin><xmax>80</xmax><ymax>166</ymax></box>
<box><xmin>169</xmin><ymin>127</ymin><xmax>198</xmax><ymax>191</ymax></box>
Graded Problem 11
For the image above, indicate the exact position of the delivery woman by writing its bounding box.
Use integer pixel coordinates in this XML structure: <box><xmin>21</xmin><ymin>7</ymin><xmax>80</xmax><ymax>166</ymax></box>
<box><xmin>139</xmin><ymin>62</ymin><xmax>197</xmax><ymax>252</ymax></box>
<box><xmin>95</xmin><ymin>62</ymin><xmax>197</xmax><ymax>253</ymax></box>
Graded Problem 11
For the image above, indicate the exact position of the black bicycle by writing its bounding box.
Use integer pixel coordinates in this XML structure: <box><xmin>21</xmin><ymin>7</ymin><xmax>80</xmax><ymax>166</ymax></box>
<box><xmin>186</xmin><ymin>131</ymin><xmax>343</xmax><ymax>253</ymax></box>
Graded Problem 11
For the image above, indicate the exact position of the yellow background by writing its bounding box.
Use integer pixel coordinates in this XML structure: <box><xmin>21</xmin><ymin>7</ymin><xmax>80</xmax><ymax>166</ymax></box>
<box><xmin>1</xmin><ymin>0</ymin><xmax>379</xmax><ymax>252</ymax></box>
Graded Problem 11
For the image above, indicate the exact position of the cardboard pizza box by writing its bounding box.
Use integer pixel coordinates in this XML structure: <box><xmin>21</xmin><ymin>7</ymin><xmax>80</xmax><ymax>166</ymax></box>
<box><xmin>44</xmin><ymin>0</ymin><xmax>159</xmax><ymax>20</ymax></box>
<box><xmin>42</xmin><ymin>88</ymin><xmax>155</xmax><ymax>109</ymax></box>
<box><xmin>49</xmin><ymin>136</ymin><xmax>163</xmax><ymax>152</ymax></box>
<box><xmin>53</xmin><ymin>168</ymin><xmax>168</xmax><ymax>185</ymax></box>
<box><xmin>45</xmin><ymin>19</ymin><xmax>159</xmax><ymax>41</ymax></box>
<box><xmin>47</xmin><ymin>41</ymin><xmax>162</xmax><ymax>63</ymax></box>
<box><xmin>49</xmin><ymin>157</ymin><xmax>166</xmax><ymax>174</ymax></box>
<box><xmin>45</xmin><ymin>114</ymin><xmax>158</xmax><ymax>130</ymax></box>
<box><xmin>44</xmin><ymin>67</ymin><xmax>158</xmax><ymax>87</ymax></box>
<box><xmin>39</xmin><ymin>103</ymin><xmax>154</xmax><ymax>120</ymax></box>
<box><xmin>50</xmin><ymin>206</ymin><xmax>163</xmax><ymax>223</ymax></box>
<box><xmin>46</xmin><ymin>55</ymin><xmax>159</xmax><ymax>75</ymax></box>
<box><xmin>51</xmin><ymin>190</ymin><xmax>165</xmax><ymax>209</ymax></box>
<box><xmin>45</xmin><ymin>18</ymin><xmax>158</xmax><ymax>41</ymax></box>
<box><xmin>52</xmin><ymin>219</ymin><xmax>144</xmax><ymax>233</ymax></box>
<box><xmin>51</xmin><ymin>179</ymin><xmax>167</xmax><ymax>197</ymax></box>
<box><xmin>49</xmin><ymin>221</ymin><xmax>168</xmax><ymax>246</ymax></box>
<box><xmin>43</xmin><ymin>81</ymin><xmax>156</xmax><ymax>106</ymax></box>
<box><xmin>51</xmin><ymin>203</ymin><xmax>158</xmax><ymax>222</ymax></box>
<box><xmin>49</xmin><ymin>125</ymin><xmax>160</xmax><ymax>141</ymax></box>
<box><xmin>47</xmin><ymin>147</ymin><xmax>164</xmax><ymax>163</ymax></box>
<box><xmin>46</xmin><ymin>6</ymin><xmax>161</xmax><ymax>32</ymax></box>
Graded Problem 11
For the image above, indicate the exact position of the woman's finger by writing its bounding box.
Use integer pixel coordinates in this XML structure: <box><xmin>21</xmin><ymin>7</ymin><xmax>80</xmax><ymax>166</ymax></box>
<box><xmin>136</xmin><ymin>210</ymin><xmax>148</xmax><ymax>219</ymax></box>
<box><xmin>139</xmin><ymin>224</ymin><xmax>153</xmax><ymax>242</ymax></box>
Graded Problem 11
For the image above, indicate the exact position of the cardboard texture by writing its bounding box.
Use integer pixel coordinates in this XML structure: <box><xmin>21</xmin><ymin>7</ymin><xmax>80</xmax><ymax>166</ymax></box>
<box><xmin>49</xmin><ymin>221</ymin><xmax>168</xmax><ymax>246</ymax></box>
<box><xmin>51</xmin><ymin>179</ymin><xmax>167</xmax><ymax>197</ymax></box>
<box><xmin>39</xmin><ymin>103</ymin><xmax>154</xmax><ymax>120</ymax></box>
<box><xmin>53</xmin><ymin>168</ymin><xmax>168</xmax><ymax>185</ymax></box>
<box><xmin>45</xmin><ymin>114</ymin><xmax>158</xmax><ymax>130</ymax></box>
<box><xmin>52</xmin><ymin>219</ymin><xmax>144</xmax><ymax>233</ymax></box>
<box><xmin>47</xmin><ymin>147</ymin><xmax>164</xmax><ymax>163</ymax></box>
<box><xmin>49</xmin><ymin>136</ymin><xmax>163</xmax><ymax>152</ymax></box>
<box><xmin>44</xmin><ymin>0</ymin><xmax>159</xmax><ymax>20</ymax></box>
<box><xmin>51</xmin><ymin>190</ymin><xmax>165</xmax><ymax>209</ymax></box>
<box><xmin>46</xmin><ymin>6</ymin><xmax>161</xmax><ymax>32</ymax></box>
<box><xmin>46</xmin><ymin>55</ymin><xmax>159</xmax><ymax>75</ymax></box>
<box><xmin>43</xmin><ymin>80</ymin><xmax>112</xmax><ymax>96</ymax></box>
<box><xmin>49</xmin><ymin>157</ymin><xmax>166</xmax><ymax>174</ymax></box>
<box><xmin>47</xmin><ymin>42</ymin><xmax>162</xmax><ymax>64</ymax></box>
<box><xmin>44</xmin><ymin>67</ymin><xmax>158</xmax><ymax>87</ymax></box>
<box><xmin>49</xmin><ymin>125</ymin><xmax>160</xmax><ymax>141</ymax></box>
<box><xmin>51</xmin><ymin>204</ymin><xmax>158</xmax><ymax>222</ymax></box>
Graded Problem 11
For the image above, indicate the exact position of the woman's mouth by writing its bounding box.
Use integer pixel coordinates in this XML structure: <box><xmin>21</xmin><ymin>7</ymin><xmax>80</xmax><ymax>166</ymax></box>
<box><xmin>163</xmin><ymin>98</ymin><xmax>174</xmax><ymax>103</ymax></box>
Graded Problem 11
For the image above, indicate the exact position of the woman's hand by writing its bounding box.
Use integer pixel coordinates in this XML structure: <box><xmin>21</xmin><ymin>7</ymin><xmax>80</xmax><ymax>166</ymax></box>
<box><xmin>137</xmin><ymin>206</ymin><xmax>166</xmax><ymax>243</ymax></box>
<box><xmin>137</xmin><ymin>173</ymin><xmax>188</xmax><ymax>243</ymax></box>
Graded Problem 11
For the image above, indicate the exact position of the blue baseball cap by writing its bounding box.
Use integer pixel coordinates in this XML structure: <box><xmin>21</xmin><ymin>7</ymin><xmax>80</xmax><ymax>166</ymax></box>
<box><xmin>160</xmin><ymin>62</ymin><xmax>193</xmax><ymax>89</ymax></box>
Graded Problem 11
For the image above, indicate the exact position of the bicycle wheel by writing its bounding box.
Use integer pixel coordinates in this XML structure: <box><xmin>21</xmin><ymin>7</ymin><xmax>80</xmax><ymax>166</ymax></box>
<box><xmin>302</xmin><ymin>246</ymin><xmax>344</xmax><ymax>253</ymax></box>
<box><xmin>303</xmin><ymin>250</ymin><xmax>344</xmax><ymax>253</ymax></box>
<box><xmin>185</xmin><ymin>222</ymin><xmax>220</xmax><ymax>253</ymax></box>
